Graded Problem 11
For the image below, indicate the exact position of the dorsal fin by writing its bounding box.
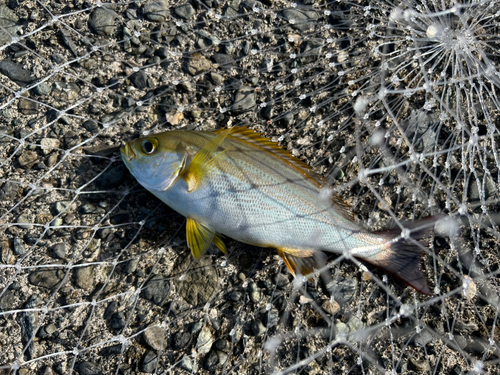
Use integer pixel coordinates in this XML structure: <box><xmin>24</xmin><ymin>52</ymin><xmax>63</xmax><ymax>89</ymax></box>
<box><xmin>214</xmin><ymin>126</ymin><xmax>327</xmax><ymax>187</ymax></box>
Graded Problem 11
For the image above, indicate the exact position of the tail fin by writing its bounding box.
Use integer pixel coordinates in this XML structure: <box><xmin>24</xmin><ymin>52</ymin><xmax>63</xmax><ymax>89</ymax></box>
<box><xmin>365</xmin><ymin>215</ymin><xmax>444</xmax><ymax>295</ymax></box>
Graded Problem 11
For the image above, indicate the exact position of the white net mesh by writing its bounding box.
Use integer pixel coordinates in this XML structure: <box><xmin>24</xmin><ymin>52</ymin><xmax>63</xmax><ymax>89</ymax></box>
<box><xmin>1</xmin><ymin>0</ymin><xmax>499</xmax><ymax>374</ymax></box>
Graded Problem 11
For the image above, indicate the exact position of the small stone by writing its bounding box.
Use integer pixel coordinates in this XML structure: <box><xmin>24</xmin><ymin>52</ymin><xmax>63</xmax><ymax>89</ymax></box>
<box><xmin>205</xmin><ymin>350</ymin><xmax>219</xmax><ymax>369</ymax></box>
<box><xmin>40</xmin><ymin>138</ymin><xmax>60</xmax><ymax>155</ymax></box>
<box><xmin>0</xmin><ymin>5</ymin><xmax>20</xmax><ymax>45</ymax></box>
<box><xmin>176</xmin><ymin>256</ymin><xmax>218</xmax><ymax>306</ymax></box>
<box><xmin>29</xmin><ymin>269</ymin><xmax>65</xmax><ymax>289</ymax></box>
<box><xmin>251</xmin><ymin>319</ymin><xmax>266</xmax><ymax>336</ymax></box>
<box><xmin>327</xmin><ymin>277</ymin><xmax>358</xmax><ymax>304</ymax></box>
<box><xmin>141</xmin><ymin>275</ymin><xmax>170</xmax><ymax>306</ymax></box>
<box><xmin>179</xmin><ymin>355</ymin><xmax>194</xmax><ymax>372</ymax></box>
<box><xmin>232</xmin><ymin>86</ymin><xmax>255</xmax><ymax>114</ymax></box>
<box><xmin>94</xmin><ymin>164</ymin><xmax>126</xmax><ymax>189</ymax></box>
<box><xmin>1</xmin><ymin>239</ymin><xmax>14</xmax><ymax>264</ymax></box>
<box><xmin>18</xmin><ymin>150</ymin><xmax>38</xmax><ymax>168</ymax></box>
<box><xmin>130</xmin><ymin>70</ymin><xmax>148</xmax><ymax>90</ymax></box>
<box><xmin>215</xmin><ymin>339</ymin><xmax>229</xmax><ymax>351</ymax></box>
<box><xmin>265</xmin><ymin>309</ymin><xmax>279</xmax><ymax>329</ymax></box>
<box><xmin>196</xmin><ymin>326</ymin><xmax>214</xmax><ymax>355</ymax></box>
<box><xmin>74</xmin><ymin>265</ymin><xmax>95</xmax><ymax>290</ymax></box>
<box><xmin>274</xmin><ymin>273</ymin><xmax>290</xmax><ymax>288</ymax></box>
<box><xmin>16</xmin><ymin>214</ymin><xmax>32</xmax><ymax>229</ymax></box>
<box><xmin>173</xmin><ymin>331</ymin><xmax>192</xmax><ymax>349</ymax></box>
<box><xmin>141</xmin><ymin>351</ymin><xmax>159</xmax><ymax>373</ymax></box>
<box><xmin>211</xmin><ymin>53</ymin><xmax>235</xmax><ymax>70</ymax></box>
<box><xmin>18</xmin><ymin>98</ymin><xmax>39</xmax><ymax>115</ymax></box>
<box><xmin>229</xmin><ymin>291</ymin><xmax>242</xmax><ymax>301</ymax></box>
<box><xmin>414</xmin><ymin>330</ymin><xmax>433</xmax><ymax>347</ymax></box>
<box><xmin>50</xmin><ymin>243</ymin><xmax>66</xmax><ymax>259</ymax></box>
<box><xmin>410</xmin><ymin>358</ymin><xmax>430</xmax><ymax>372</ymax></box>
<box><xmin>210</xmin><ymin>72</ymin><xmax>224</xmax><ymax>86</ymax></box>
<box><xmin>174</xmin><ymin>3</ymin><xmax>196</xmax><ymax>20</ymax></box>
<box><xmin>78</xmin><ymin>361</ymin><xmax>102</xmax><ymax>375</ymax></box>
<box><xmin>54</xmin><ymin>201</ymin><xmax>76</xmax><ymax>214</ymax></box>
<box><xmin>321</xmin><ymin>299</ymin><xmax>340</xmax><ymax>315</ymax></box>
<box><xmin>249</xmin><ymin>282</ymin><xmax>261</xmax><ymax>303</ymax></box>
<box><xmin>186</xmin><ymin>53</ymin><xmax>211</xmax><ymax>75</ymax></box>
<box><xmin>143</xmin><ymin>325</ymin><xmax>165</xmax><ymax>351</ymax></box>
<box><xmin>0</xmin><ymin>58</ymin><xmax>34</xmax><ymax>86</ymax></box>
<box><xmin>166</xmin><ymin>110</ymin><xmax>184</xmax><ymax>125</ymax></box>
<box><xmin>88</xmin><ymin>7</ymin><xmax>118</xmax><ymax>36</ymax></box>
<box><xmin>110</xmin><ymin>312</ymin><xmax>126</xmax><ymax>331</ymax></box>
<box><xmin>33</xmin><ymin>82</ymin><xmax>52</xmax><ymax>96</ymax></box>
<box><xmin>12</xmin><ymin>237</ymin><xmax>26</xmax><ymax>255</ymax></box>
<box><xmin>282</xmin><ymin>8</ymin><xmax>319</xmax><ymax>32</ymax></box>
<box><xmin>143</xmin><ymin>1</ymin><xmax>168</xmax><ymax>22</ymax></box>
<box><xmin>0</xmin><ymin>181</ymin><xmax>19</xmax><ymax>200</ymax></box>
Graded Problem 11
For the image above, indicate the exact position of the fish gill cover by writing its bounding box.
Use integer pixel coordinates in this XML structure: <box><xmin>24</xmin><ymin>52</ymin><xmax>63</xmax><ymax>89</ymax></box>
<box><xmin>0</xmin><ymin>0</ymin><xmax>499</xmax><ymax>374</ymax></box>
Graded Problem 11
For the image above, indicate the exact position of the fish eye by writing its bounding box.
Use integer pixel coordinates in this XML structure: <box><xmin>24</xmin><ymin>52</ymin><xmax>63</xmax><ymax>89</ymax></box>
<box><xmin>142</xmin><ymin>140</ymin><xmax>155</xmax><ymax>154</ymax></box>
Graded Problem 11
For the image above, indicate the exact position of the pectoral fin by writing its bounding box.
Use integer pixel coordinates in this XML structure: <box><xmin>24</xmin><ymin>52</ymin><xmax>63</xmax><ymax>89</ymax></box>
<box><xmin>277</xmin><ymin>248</ymin><xmax>326</xmax><ymax>279</ymax></box>
<box><xmin>186</xmin><ymin>218</ymin><xmax>226</xmax><ymax>261</ymax></box>
<box><xmin>181</xmin><ymin>128</ymin><xmax>234</xmax><ymax>192</ymax></box>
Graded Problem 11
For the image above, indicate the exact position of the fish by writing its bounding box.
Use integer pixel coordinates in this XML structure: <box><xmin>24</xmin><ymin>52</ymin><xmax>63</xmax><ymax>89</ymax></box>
<box><xmin>121</xmin><ymin>126</ymin><xmax>439</xmax><ymax>295</ymax></box>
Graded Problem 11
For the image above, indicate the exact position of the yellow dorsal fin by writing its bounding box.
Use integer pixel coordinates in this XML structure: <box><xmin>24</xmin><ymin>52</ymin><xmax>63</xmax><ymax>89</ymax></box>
<box><xmin>186</xmin><ymin>218</ymin><xmax>226</xmax><ymax>261</ymax></box>
<box><xmin>215</xmin><ymin>126</ymin><xmax>326</xmax><ymax>187</ymax></box>
<box><xmin>181</xmin><ymin>128</ymin><xmax>234</xmax><ymax>192</ymax></box>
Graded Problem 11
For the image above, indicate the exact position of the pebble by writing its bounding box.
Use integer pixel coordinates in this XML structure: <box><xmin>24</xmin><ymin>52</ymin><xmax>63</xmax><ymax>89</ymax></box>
<box><xmin>130</xmin><ymin>70</ymin><xmax>148</xmax><ymax>90</ymax></box>
<box><xmin>282</xmin><ymin>8</ymin><xmax>319</xmax><ymax>32</ymax></box>
<box><xmin>54</xmin><ymin>201</ymin><xmax>76</xmax><ymax>214</ymax></box>
<box><xmin>0</xmin><ymin>289</ymin><xmax>15</xmax><ymax>312</ymax></box>
<box><xmin>265</xmin><ymin>308</ymin><xmax>279</xmax><ymax>328</ymax></box>
<box><xmin>249</xmin><ymin>282</ymin><xmax>262</xmax><ymax>303</ymax></box>
<box><xmin>211</xmin><ymin>53</ymin><xmax>235</xmax><ymax>70</ymax></box>
<box><xmin>232</xmin><ymin>86</ymin><xmax>256</xmax><ymax>114</ymax></box>
<box><xmin>274</xmin><ymin>273</ymin><xmax>290</xmax><ymax>288</ymax></box>
<box><xmin>16</xmin><ymin>214</ymin><xmax>32</xmax><ymax>229</ymax></box>
<box><xmin>0</xmin><ymin>4</ymin><xmax>20</xmax><ymax>45</ymax></box>
<box><xmin>141</xmin><ymin>275</ymin><xmax>171</xmax><ymax>306</ymax></box>
<box><xmin>143</xmin><ymin>325</ymin><xmax>165</xmax><ymax>351</ymax></box>
<box><xmin>94</xmin><ymin>165</ymin><xmax>126</xmax><ymax>190</ymax></box>
<box><xmin>104</xmin><ymin>301</ymin><xmax>118</xmax><ymax>320</ymax></box>
<box><xmin>327</xmin><ymin>277</ymin><xmax>358</xmax><ymax>304</ymax></box>
<box><xmin>74</xmin><ymin>265</ymin><xmax>95</xmax><ymax>290</ymax></box>
<box><xmin>196</xmin><ymin>326</ymin><xmax>214</xmax><ymax>355</ymax></box>
<box><xmin>205</xmin><ymin>350</ymin><xmax>219</xmax><ymax>369</ymax></box>
<box><xmin>18</xmin><ymin>98</ymin><xmax>39</xmax><ymax>115</ymax></box>
<box><xmin>0</xmin><ymin>58</ymin><xmax>34</xmax><ymax>86</ymax></box>
<box><xmin>179</xmin><ymin>355</ymin><xmax>195</xmax><ymax>372</ymax></box>
<box><xmin>29</xmin><ymin>269</ymin><xmax>65</xmax><ymax>289</ymax></box>
<box><xmin>468</xmin><ymin>174</ymin><xmax>495</xmax><ymax>202</ymax></box>
<box><xmin>33</xmin><ymin>82</ymin><xmax>52</xmax><ymax>96</ymax></box>
<box><xmin>174</xmin><ymin>3</ymin><xmax>196</xmax><ymax>20</ymax></box>
<box><xmin>173</xmin><ymin>331</ymin><xmax>192</xmax><ymax>349</ymax></box>
<box><xmin>12</xmin><ymin>237</ymin><xmax>26</xmax><ymax>255</ymax></box>
<box><xmin>18</xmin><ymin>296</ymin><xmax>38</xmax><ymax>360</ymax></box>
<box><xmin>143</xmin><ymin>1</ymin><xmax>169</xmax><ymax>23</ymax></box>
<box><xmin>210</xmin><ymin>72</ymin><xmax>224</xmax><ymax>86</ymax></box>
<box><xmin>37</xmin><ymin>323</ymin><xmax>57</xmax><ymax>339</ymax></box>
<box><xmin>0</xmin><ymin>181</ymin><xmax>19</xmax><ymax>200</ymax></box>
<box><xmin>78</xmin><ymin>361</ymin><xmax>102</xmax><ymax>375</ymax></box>
<box><xmin>88</xmin><ymin>7</ymin><xmax>119</xmax><ymax>36</ymax></box>
<box><xmin>141</xmin><ymin>351</ymin><xmax>159</xmax><ymax>373</ymax></box>
<box><xmin>251</xmin><ymin>319</ymin><xmax>266</xmax><ymax>336</ymax></box>
<box><xmin>186</xmin><ymin>53</ymin><xmax>211</xmax><ymax>75</ymax></box>
<box><xmin>50</xmin><ymin>243</ymin><xmax>66</xmax><ymax>259</ymax></box>
<box><xmin>40</xmin><ymin>138</ymin><xmax>60</xmax><ymax>155</ymax></box>
<box><xmin>414</xmin><ymin>329</ymin><xmax>433</xmax><ymax>347</ymax></box>
<box><xmin>110</xmin><ymin>312</ymin><xmax>126</xmax><ymax>331</ymax></box>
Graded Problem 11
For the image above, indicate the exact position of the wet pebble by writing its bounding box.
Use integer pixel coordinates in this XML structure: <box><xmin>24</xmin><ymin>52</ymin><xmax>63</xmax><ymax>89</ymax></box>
<box><xmin>74</xmin><ymin>265</ymin><xmax>95</xmax><ymax>290</ymax></box>
<box><xmin>37</xmin><ymin>323</ymin><xmax>57</xmax><ymax>339</ymax></box>
<box><xmin>143</xmin><ymin>325</ymin><xmax>165</xmax><ymax>350</ymax></box>
<box><xmin>141</xmin><ymin>350</ymin><xmax>159</xmax><ymax>373</ymax></box>
<box><xmin>78</xmin><ymin>361</ymin><xmax>102</xmax><ymax>375</ymax></box>
<box><xmin>232</xmin><ymin>86</ymin><xmax>255</xmax><ymax>114</ymax></box>
<box><xmin>141</xmin><ymin>275</ymin><xmax>170</xmax><ymax>306</ymax></box>
<box><xmin>29</xmin><ymin>269</ymin><xmax>65</xmax><ymax>289</ymax></box>
<box><xmin>174</xmin><ymin>3</ymin><xmax>196</xmax><ymax>20</ymax></box>
<box><xmin>88</xmin><ymin>7</ymin><xmax>118</xmax><ymax>36</ymax></box>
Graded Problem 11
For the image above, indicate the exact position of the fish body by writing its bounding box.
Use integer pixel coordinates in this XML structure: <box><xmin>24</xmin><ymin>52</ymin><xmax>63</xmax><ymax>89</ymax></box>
<box><xmin>121</xmin><ymin>127</ymin><xmax>436</xmax><ymax>294</ymax></box>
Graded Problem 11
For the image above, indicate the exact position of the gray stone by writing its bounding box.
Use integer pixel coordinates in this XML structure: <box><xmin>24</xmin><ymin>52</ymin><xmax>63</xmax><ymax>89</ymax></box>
<box><xmin>327</xmin><ymin>277</ymin><xmax>358</xmax><ymax>304</ymax></box>
<box><xmin>186</xmin><ymin>53</ymin><xmax>211</xmax><ymax>75</ymax></box>
<box><xmin>174</xmin><ymin>3</ymin><xmax>196</xmax><ymax>20</ymax></box>
<box><xmin>196</xmin><ymin>326</ymin><xmax>214</xmax><ymax>355</ymax></box>
<box><xmin>173</xmin><ymin>331</ymin><xmax>192</xmax><ymax>349</ymax></box>
<box><xmin>143</xmin><ymin>1</ymin><xmax>168</xmax><ymax>22</ymax></box>
<box><xmin>468</xmin><ymin>174</ymin><xmax>496</xmax><ymax>202</ymax></box>
<box><xmin>265</xmin><ymin>309</ymin><xmax>279</xmax><ymax>328</ymax></box>
<box><xmin>0</xmin><ymin>59</ymin><xmax>34</xmax><ymax>86</ymax></box>
<box><xmin>50</xmin><ymin>243</ymin><xmax>66</xmax><ymax>259</ymax></box>
<box><xmin>251</xmin><ymin>319</ymin><xmax>266</xmax><ymax>336</ymax></box>
<box><xmin>12</xmin><ymin>237</ymin><xmax>26</xmax><ymax>255</ymax></box>
<box><xmin>0</xmin><ymin>181</ymin><xmax>19</xmax><ymax>200</ymax></box>
<box><xmin>54</xmin><ymin>201</ymin><xmax>76</xmax><ymax>214</ymax></box>
<box><xmin>88</xmin><ymin>7</ymin><xmax>118</xmax><ymax>36</ymax></box>
<box><xmin>282</xmin><ymin>8</ymin><xmax>319</xmax><ymax>31</ymax></box>
<box><xmin>16</xmin><ymin>214</ymin><xmax>32</xmax><ymax>229</ymax></box>
<box><xmin>18</xmin><ymin>150</ymin><xmax>38</xmax><ymax>168</ymax></box>
<box><xmin>274</xmin><ymin>273</ymin><xmax>290</xmax><ymax>288</ymax></box>
<box><xmin>210</xmin><ymin>72</ymin><xmax>224</xmax><ymax>86</ymax></box>
<box><xmin>0</xmin><ymin>5</ymin><xmax>21</xmax><ymax>46</ymax></box>
<box><xmin>29</xmin><ymin>269</ymin><xmax>65</xmax><ymax>289</ymax></box>
<box><xmin>110</xmin><ymin>312</ymin><xmax>126</xmax><ymax>331</ymax></box>
<box><xmin>33</xmin><ymin>82</ymin><xmax>52</xmax><ymax>96</ymax></box>
<box><xmin>211</xmin><ymin>53</ymin><xmax>235</xmax><ymax>70</ymax></box>
<box><xmin>143</xmin><ymin>325</ymin><xmax>165</xmax><ymax>350</ymax></box>
<box><xmin>94</xmin><ymin>164</ymin><xmax>126</xmax><ymax>189</ymax></box>
<box><xmin>0</xmin><ymin>289</ymin><xmax>16</xmax><ymax>311</ymax></box>
<box><xmin>74</xmin><ymin>265</ymin><xmax>95</xmax><ymax>290</ymax></box>
<box><xmin>141</xmin><ymin>351</ymin><xmax>159</xmax><ymax>373</ymax></box>
<box><xmin>18</xmin><ymin>296</ymin><xmax>39</xmax><ymax>360</ymax></box>
<box><xmin>141</xmin><ymin>275</ymin><xmax>170</xmax><ymax>306</ymax></box>
<box><xmin>232</xmin><ymin>86</ymin><xmax>255</xmax><ymax>114</ymax></box>
<box><xmin>78</xmin><ymin>361</ymin><xmax>102</xmax><ymax>375</ymax></box>
<box><xmin>414</xmin><ymin>330</ymin><xmax>433</xmax><ymax>347</ymax></box>
<box><xmin>130</xmin><ymin>70</ymin><xmax>148</xmax><ymax>90</ymax></box>
<box><xmin>179</xmin><ymin>355</ymin><xmax>194</xmax><ymax>372</ymax></box>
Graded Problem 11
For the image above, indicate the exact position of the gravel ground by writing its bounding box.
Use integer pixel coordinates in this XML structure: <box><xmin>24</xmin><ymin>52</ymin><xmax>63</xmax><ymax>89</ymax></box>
<box><xmin>0</xmin><ymin>0</ymin><xmax>499</xmax><ymax>374</ymax></box>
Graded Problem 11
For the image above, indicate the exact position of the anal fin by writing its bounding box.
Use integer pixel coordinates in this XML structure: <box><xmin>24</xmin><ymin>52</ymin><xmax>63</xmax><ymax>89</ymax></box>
<box><xmin>277</xmin><ymin>248</ymin><xmax>326</xmax><ymax>279</ymax></box>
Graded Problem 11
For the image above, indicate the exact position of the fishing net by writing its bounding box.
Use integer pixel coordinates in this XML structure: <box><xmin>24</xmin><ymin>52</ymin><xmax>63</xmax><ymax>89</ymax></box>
<box><xmin>1</xmin><ymin>0</ymin><xmax>499</xmax><ymax>374</ymax></box>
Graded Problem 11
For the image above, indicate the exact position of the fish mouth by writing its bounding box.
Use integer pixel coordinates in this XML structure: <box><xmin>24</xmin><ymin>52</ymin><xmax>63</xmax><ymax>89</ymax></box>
<box><xmin>120</xmin><ymin>142</ymin><xmax>135</xmax><ymax>161</ymax></box>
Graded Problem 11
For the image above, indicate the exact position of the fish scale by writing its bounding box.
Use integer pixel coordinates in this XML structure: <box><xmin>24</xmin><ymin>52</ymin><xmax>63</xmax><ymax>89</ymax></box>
<box><xmin>121</xmin><ymin>126</ymin><xmax>440</xmax><ymax>294</ymax></box>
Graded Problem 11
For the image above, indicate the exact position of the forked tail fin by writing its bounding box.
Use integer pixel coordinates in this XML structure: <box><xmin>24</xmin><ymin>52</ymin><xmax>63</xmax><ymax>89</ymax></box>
<box><xmin>366</xmin><ymin>215</ymin><xmax>444</xmax><ymax>295</ymax></box>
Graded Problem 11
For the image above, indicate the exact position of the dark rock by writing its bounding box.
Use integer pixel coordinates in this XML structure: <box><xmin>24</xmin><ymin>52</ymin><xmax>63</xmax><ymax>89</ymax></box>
<box><xmin>110</xmin><ymin>214</ymin><xmax>130</xmax><ymax>225</ymax></box>
<box><xmin>18</xmin><ymin>98</ymin><xmax>39</xmax><ymax>115</ymax></box>
<box><xmin>251</xmin><ymin>319</ymin><xmax>266</xmax><ymax>336</ymax></box>
<box><xmin>28</xmin><ymin>269</ymin><xmax>65</xmax><ymax>289</ymax></box>
<box><xmin>0</xmin><ymin>59</ymin><xmax>34</xmax><ymax>86</ymax></box>
<box><xmin>50</xmin><ymin>243</ymin><xmax>66</xmax><ymax>259</ymax></box>
<box><xmin>88</xmin><ymin>8</ymin><xmax>118</xmax><ymax>36</ymax></box>
<box><xmin>0</xmin><ymin>289</ymin><xmax>16</xmax><ymax>311</ymax></box>
<box><xmin>211</xmin><ymin>53</ymin><xmax>235</xmax><ymax>70</ymax></box>
<box><xmin>94</xmin><ymin>164</ymin><xmax>126</xmax><ymax>189</ymax></box>
<box><xmin>130</xmin><ymin>70</ymin><xmax>148</xmax><ymax>90</ymax></box>
<box><xmin>0</xmin><ymin>4</ymin><xmax>20</xmax><ymax>45</ymax></box>
<box><xmin>110</xmin><ymin>312</ymin><xmax>126</xmax><ymax>331</ymax></box>
<box><xmin>18</xmin><ymin>296</ymin><xmax>38</xmax><ymax>360</ymax></box>
<box><xmin>327</xmin><ymin>277</ymin><xmax>358</xmax><ymax>304</ymax></box>
<box><xmin>140</xmin><ymin>351</ymin><xmax>159</xmax><ymax>373</ymax></box>
<box><xmin>414</xmin><ymin>330</ymin><xmax>433</xmax><ymax>347</ymax></box>
<box><xmin>78</xmin><ymin>361</ymin><xmax>102</xmax><ymax>375</ymax></box>
<box><xmin>274</xmin><ymin>273</ymin><xmax>290</xmax><ymax>288</ymax></box>
<box><xmin>173</xmin><ymin>331</ymin><xmax>192</xmax><ymax>349</ymax></box>
<box><xmin>176</xmin><ymin>256</ymin><xmax>218</xmax><ymax>306</ymax></box>
<box><xmin>282</xmin><ymin>8</ymin><xmax>318</xmax><ymax>32</ymax></box>
<box><xmin>141</xmin><ymin>275</ymin><xmax>170</xmax><ymax>306</ymax></box>
<box><xmin>205</xmin><ymin>350</ymin><xmax>219</xmax><ymax>369</ymax></box>
<box><xmin>104</xmin><ymin>301</ymin><xmax>118</xmax><ymax>320</ymax></box>
<box><xmin>232</xmin><ymin>86</ymin><xmax>255</xmax><ymax>114</ymax></box>
<box><xmin>12</xmin><ymin>237</ymin><xmax>26</xmax><ymax>255</ymax></box>
<box><xmin>174</xmin><ymin>3</ymin><xmax>196</xmax><ymax>20</ymax></box>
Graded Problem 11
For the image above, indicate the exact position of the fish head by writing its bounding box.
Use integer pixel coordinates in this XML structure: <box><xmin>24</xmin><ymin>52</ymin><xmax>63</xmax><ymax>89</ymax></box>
<box><xmin>121</xmin><ymin>133</ymin><xmax>187</xmax><ymax>191</ymax></box>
